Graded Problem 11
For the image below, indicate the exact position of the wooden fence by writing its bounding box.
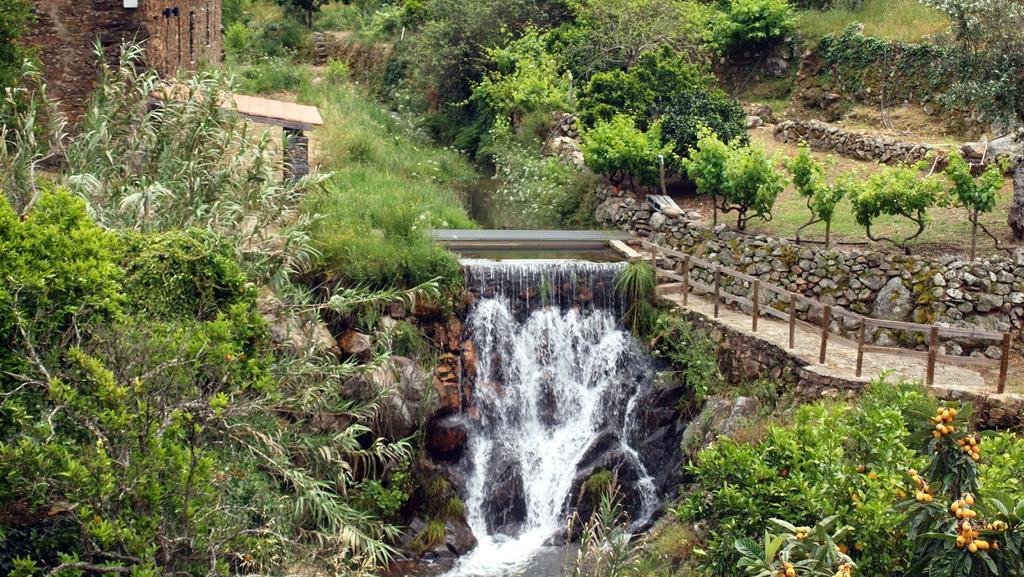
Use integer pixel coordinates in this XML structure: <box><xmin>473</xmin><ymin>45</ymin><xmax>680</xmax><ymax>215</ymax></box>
<box><xmin>642</xmin><ymin>240</ymin><xmax>1012</xmax><ymax>393</ymax></box>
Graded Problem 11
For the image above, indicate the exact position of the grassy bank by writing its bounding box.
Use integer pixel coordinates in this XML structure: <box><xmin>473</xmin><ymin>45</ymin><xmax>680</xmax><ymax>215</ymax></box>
<box><xmin>797</xmin><ymin>0</ymin><xmax>949</xmax><ymax>42</ymax></box>
<box><xmin>222</xmin><ymin>57</ymin><xmax>479</xmax><ymax>290</ymax></box>
<box><xmin>298</xmin><ymin>78</ymin><xmax>477</xmax><ymax>289</ymax></box>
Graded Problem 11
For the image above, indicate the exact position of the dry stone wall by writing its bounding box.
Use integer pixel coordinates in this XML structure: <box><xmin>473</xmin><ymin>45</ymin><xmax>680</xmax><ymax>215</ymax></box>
<box><xmin>773</xmin><ymin>119</ymin><xmax>935</xmax><ymax>165</ymax></box>
<box><xmin>596</xmin><ymin>192</ymin><xmax>1024</xmax><ymax>356</ymax></box>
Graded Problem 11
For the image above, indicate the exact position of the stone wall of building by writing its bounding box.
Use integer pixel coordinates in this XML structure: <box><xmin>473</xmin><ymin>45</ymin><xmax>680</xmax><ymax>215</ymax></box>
<box><xmin>597</xmin><ymin>192</ymin><xmax>1024</xmax><ymax>356</ymax></box>
<box><xmin>25</xmin><ymin>0</ymin><xmax>222</xmax><ymax>120</ymax></box>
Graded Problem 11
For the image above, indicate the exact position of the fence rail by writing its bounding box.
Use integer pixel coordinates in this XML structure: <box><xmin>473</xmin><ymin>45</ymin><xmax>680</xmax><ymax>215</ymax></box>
<box><xmin>642</xmin><ymin>240</ymin><xmax>1011</xmax><ymax>393</ymax></box>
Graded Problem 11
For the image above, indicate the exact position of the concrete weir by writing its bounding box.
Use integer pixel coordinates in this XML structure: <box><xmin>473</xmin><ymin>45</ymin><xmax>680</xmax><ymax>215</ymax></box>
<box><xmin>429</xmin><ymin>229</ymin><xmax>631</xmax><ymax>252</ymax></box>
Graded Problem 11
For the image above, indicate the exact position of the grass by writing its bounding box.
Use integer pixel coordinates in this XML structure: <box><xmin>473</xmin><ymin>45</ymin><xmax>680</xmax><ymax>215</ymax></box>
<box><xmin>797</xmin><ymin>0</ymin><xmax>950</xmax><ymax>42</ymax></box>
<box><xmin>296</xmin><ymin>77</ymin><xmax>478</xmax><ymax>289</ymax></box>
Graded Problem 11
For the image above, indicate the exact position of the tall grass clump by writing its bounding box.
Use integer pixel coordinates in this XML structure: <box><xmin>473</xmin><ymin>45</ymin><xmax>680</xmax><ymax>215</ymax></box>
<box><xmin>615</xmin><ymin>261</ymin><xmax>657</xmax><ymax>334</ymax></box>
<box><xmin>300</xmin><ymin>83</ymin><xmax>478</xmax><ymax>290</ymax></box>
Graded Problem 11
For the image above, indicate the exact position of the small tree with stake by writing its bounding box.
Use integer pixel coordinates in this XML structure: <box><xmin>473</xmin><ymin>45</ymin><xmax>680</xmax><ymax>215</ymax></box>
<box><xmin>851</xmin><ymin>163</ymin><xmax>945</xmax><ymax>255</ymax></box>
<box><xmin>683</xmin><ymin>129</ymin><xmax>783</xmax><ymax>230</ymax></box>
<box><xmin>785</xmin><ymin>143</ymin><xmax>853</xmax><ymax>248</ymax></box>
<box><xmin>944</xmin><ymin>150</ymin><xmax>1008</xmax><ymax>260</ymax></box>
<box><xmin>718</xmin><ymin>141</ymin><xmax>785</xmax><ymax>231</ymax></box>
<box><xmin>683</xmin><ymin>128</ymin><xmax>731</xmax><ymax>226</ymax></box>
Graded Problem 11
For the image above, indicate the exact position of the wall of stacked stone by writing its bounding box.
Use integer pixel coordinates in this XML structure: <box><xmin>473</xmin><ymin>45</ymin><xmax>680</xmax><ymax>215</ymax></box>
<box><xmin>596</xmin><ymin>193</ymin><xmax>1024</xmax><ymax>357</ymax></box>
<box><xmin>773</xmin><ymin>119</ymin><xmax>936</xmax><ymax>165</ymax></box>
<box><xmin>675</xmin><ymin>305</ymin><xmax>1024</xmax><ymax>429</ymax></box>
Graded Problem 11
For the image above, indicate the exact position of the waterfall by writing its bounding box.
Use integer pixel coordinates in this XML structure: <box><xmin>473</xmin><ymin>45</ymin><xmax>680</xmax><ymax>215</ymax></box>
<box><xmin>443</xmin><ymin>260</ymin><xmax>659</xmax><ymax>577</ymax></box>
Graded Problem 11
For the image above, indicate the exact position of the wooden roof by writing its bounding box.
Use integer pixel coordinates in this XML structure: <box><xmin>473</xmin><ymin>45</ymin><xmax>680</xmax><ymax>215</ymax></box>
<box><xmin>151</xmin><ymin>85</ymin><xmax>324</xmax><ymax>131</ymax></box>
<box><xmin>229</xmin><ymin>93</ymin><xmax>324</xmax><ymax>130</ymax></box>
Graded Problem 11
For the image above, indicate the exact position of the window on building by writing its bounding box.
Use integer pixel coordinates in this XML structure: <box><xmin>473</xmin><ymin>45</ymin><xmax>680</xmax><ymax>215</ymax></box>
<box><xmin>189</xmin><ymin>11</ymin><xmax>196</xmax><ymax>62</ymax></box>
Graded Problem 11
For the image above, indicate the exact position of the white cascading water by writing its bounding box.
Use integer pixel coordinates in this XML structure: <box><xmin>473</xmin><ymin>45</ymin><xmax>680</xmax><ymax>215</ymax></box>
<box><xmin>443</xmin><ymin>260</ymin><xmax>658</xmax><ymax>577</ymax></box>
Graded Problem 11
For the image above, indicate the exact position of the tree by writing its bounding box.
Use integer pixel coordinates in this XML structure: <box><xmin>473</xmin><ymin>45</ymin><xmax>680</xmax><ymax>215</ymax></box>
<box><xmin>581</xmin><ymin>114</ymin><xmax>674</xmax><ymax>189</ymax></box>
<box><xmin>0</xmin><ymin>0</ymin><xmax>33</xmax><ymax>90</ymax></box>
<box><xmin>557</xmin><ymin>0</ymin><xmax>708</xmax><ymax>80</ymax></box>
<box><xmin>577</xmin><ymin>47</ymin><xmax>711</xmax><ymax>129</ymax></box>
<box><xmin>682</xmin><ymin>128</ymin><xmax>731</xmax><ymax>226</ymax></box>
<box><xmin>706</xmin><ymin>0</ymin><xmax>796</xmax><ymax>55</ymax></box>
<box><xmin>718</xmin><ymin>141</ymin><xmax>785</xmax><ymax>230</ymax></box>
<box><xmin>944</xmin><ymin>150</ymin><xmax>1007</xmax><ymax>260</ymax></box>
<box><xmin>471</xmin><ymin>30</ymin><xmax>572</xmax><ymax>127</ymax></box>
<box><xmin>785</xmin><ymin>143</ymin><xmax>852</xmax><ymax>247</ymax></box>
<box><xmin>276</xmin><ymin>0</ymin><xmax>335</xmax><ymax>28</ymax></box>
<box><xmin>850</xmin><ymin>164</ymin><xmax>945</xmax><ymax>254</ymax></box>
<box><xmin>661</xmin><ymin>88</ymin><xmax>749</xmax><ymax>161</ymax></box>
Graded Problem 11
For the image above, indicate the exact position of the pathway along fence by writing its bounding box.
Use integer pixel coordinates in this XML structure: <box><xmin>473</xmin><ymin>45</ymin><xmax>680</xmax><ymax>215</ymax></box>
<box><xmin>643</xmin><ymin>241</ymin><xmax>1012</xmax><ymax>393</ymax></box>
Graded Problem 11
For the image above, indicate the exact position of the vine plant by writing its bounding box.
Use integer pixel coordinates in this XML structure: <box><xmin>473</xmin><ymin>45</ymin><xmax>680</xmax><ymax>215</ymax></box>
<box><xmin>943</xmin><ymin>150</ymin><xmax>1008</xmax><ymax>260</ymax></box>
<box><xmin>785</xmin><ymin>143</ymin><xmax>853</xmax><ymax>247</ymax></box>
<box><xmin>851</xmin><ymin>162</ymin><xmax>945</xmax><ymax>255</ymax></box>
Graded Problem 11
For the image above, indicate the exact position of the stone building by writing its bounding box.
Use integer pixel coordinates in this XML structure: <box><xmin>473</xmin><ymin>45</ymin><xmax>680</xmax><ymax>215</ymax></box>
<box><xmin>24</xmin><ymin>0</ymin><xmax>223</xmax><ymax>119</ymax></box>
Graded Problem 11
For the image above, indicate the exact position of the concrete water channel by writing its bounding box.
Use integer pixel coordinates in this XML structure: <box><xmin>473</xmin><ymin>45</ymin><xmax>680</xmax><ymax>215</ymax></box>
<box><xmin>429</xmin><ymin>229</ymin><xmax>632</xmax><ymax>260</ymax></box>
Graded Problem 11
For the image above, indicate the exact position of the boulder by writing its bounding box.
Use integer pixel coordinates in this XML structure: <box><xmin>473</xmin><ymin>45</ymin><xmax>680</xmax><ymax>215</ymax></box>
<box><xmin>426</xmin><ymin>414</ymin><xmax>469</xmax><ymax>461</ymax></box>
<box><xmin>338</xmin><ymin>329</ymin><xmax>372</xmax><ymax>356</ymax></box>
<box><xmin>481</xmin><ymin>457</ymin><xmax>527</xmax><ymax>536</ymax></box>
<box><xmin>444</xmin><ymin>519</ymin><xmax>478</xmax><ymax>555</ymax></box>
<box><xmin>872</xmin><ymin>277</ymin><xmax>913</xmax><ymax>321</ymax></box>
<box><xmin>680</xmin><ymin>396</ymin><xmax>761</xmax><ymax>458</ymax></box>
<box><xmin>257</xmin><ymin>287</ymin><xmax>339</xmax><ymax>357</ymax></box>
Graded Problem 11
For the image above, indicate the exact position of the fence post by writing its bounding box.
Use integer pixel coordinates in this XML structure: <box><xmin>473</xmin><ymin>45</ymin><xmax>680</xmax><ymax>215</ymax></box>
<box><xmin>856</xmin><ymin>320</ymin><xmax>866</xmax><ymax>377</ymax></box>
<box><xmin>819</xmin><ymin>305</ymin><xmax>831</xmax><ymax>364</ymax></box>
<box><xmin>926</xmin><ymin>325</ymin><xmax>938</xmax><ymax>386</ymax></box>
<box><xmin>713</xmin><ymin>266</ymin><xmax>721</xmax><ymax>318</ymax></box>
<box><xmin>998</xmin><ymin>332</ymin><xmax>1011</xmax><ymax>394</ymax></box>
<box><xmin>649</xmin><ymin>244</ymin><xmax>657</xmax><ymax>271</ymax></box>
<box><xmin>752</xmin><ymin>279</ymin><xmax>760</xmax><ymax>332</ymax></box>
<box><xmin>788</xmin><ymin>293</ymin><xmax>797</xmax><ymax>349</ymax></box>
<box><xmin>682</xmin><ymin>255</ymin><xmax>690</xmax><ymax>307</ymax></box>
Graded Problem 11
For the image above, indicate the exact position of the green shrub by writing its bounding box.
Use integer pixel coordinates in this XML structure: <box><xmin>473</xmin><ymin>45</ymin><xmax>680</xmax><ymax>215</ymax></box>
<box><xmin>614</xmin><ymin>261</ymin><xmax>657</xmax><ymax>334</ymax></box>
<box><xmin>409</xmin><ymin>519</ymin><xmax>447</xmax><ymax>554</ymax></box>
<box><xmin>224</xmin><ymin>20</ymin><xmax>257</xmax><ymax>57</ymax></box>
<box><xmin>230</xmin><ymin>55</ymin><xmax>313</xmax><ymax>93</ymax></box>
<box><xmin>661</xmin><ymin>89</ymin><xmax>749</xmax><ymax>162</ymax></box>
<box><xmin>325</xmin><ymin>58</ymin><xmax>350</xmax><ymax>84</ymax></box>
<box><xmin>708</xmin><ymin>0</ymin><xmax>796</xmax><ymax>54</ymax></box>
<box><xmin>0</xmin><ymin>0</ymin><xmax>33</xmax><ymax>90</ymax></box>
<box><xmin>115</xmin><ymin>229</ymin><xmax>250</xmax><ymax>321</ymax></box>
<box><xmin>647</xmin><ymin>313</ymin><xmax>721</xmax><ymax>406</ymax></box>
<box><xmin>582</xmin><ymin>115</ymin><xmax>674</xmax><ymax>189</ymax></box>
<box><xmin>443</xmin><ymin>496</ymin><xmax>466</xmax><ymax>520</ymax></box>
<box><xmin>578</xmin><ymin>47</ymin><xmax>712</xmax><ymax>129</ymax></box>
<box><xmin>583</xmin><ymin>469</ymin><xmax>615</xmax><ymax>504</ymax></box>
<box><xmin>482</xmin><ymin>124</ymin><xmax>599</xmax><ymax>227</ymax></box>
<box><xmin>0</xmin><ymin>190</ymin><xmax>123</xmax><ymax>374</ymax></box>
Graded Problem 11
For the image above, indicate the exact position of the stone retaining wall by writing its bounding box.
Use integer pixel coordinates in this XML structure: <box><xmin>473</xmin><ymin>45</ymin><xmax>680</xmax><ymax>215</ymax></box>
<box><xmin>674</xmin><ymin>305</ymin><xmax>1024</xmax><ymax>429</ymax></box>
<box><xmin>596</xmin><ymin>193</ymin><xmax>1024</xmax><ymax>357</ymax></box>
<box><xmin>773</xmin><ymin>119</ymin><xmax>935</xmax><ymax>165</ymax></box>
